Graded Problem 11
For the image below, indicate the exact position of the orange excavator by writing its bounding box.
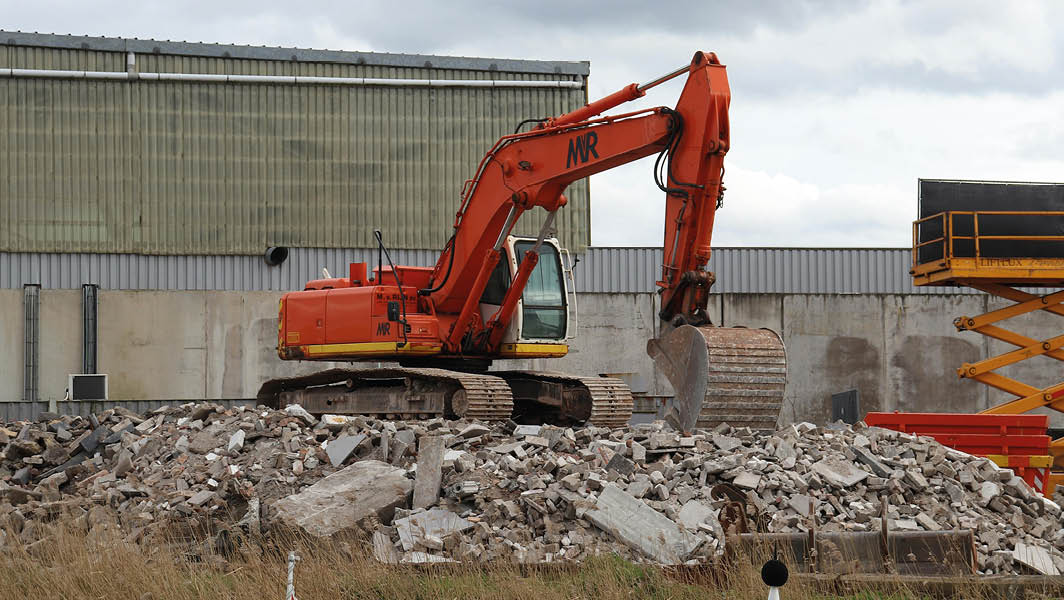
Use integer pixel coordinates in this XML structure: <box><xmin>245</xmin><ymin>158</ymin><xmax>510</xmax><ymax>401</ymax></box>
<box><xmin>258</xmin><ymin>51</ymin><xmax>786</xmax><ymax>431</ymax></box>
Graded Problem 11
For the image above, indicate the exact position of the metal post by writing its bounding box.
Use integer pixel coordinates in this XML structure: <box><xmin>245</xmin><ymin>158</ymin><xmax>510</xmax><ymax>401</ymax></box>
<box><xmin>82</xmin><ymin>284</ymin><xmax>98</xmax><ymax>374</ymax></box>
<box><xmin>285</xmin><ymin>550</ymin><xmax>300</xmax><ymax>600</ymax></box>
<box><xmin>23</xmin><ymin>285</ymin><xmax>40</xmax><ymax>403</ymax></box>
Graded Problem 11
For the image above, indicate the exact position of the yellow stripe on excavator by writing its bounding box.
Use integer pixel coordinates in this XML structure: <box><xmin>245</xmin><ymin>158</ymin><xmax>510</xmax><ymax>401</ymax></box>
<box><xmin>303</xmin><ymin>342</ymin><xmax>442</xmax><ymax>357</ymax></box>
<box><xmin>497</xmin><ymin>343</ymin><xmax>569</xmax><ymax>358</ymax></box>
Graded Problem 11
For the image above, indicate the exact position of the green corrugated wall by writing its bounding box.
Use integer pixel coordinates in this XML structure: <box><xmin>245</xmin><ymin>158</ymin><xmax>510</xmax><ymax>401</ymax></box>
<box><xmin>0</xmin><ymin>44</ymin><xmax>589</xmax><ymax>254</ymax></box>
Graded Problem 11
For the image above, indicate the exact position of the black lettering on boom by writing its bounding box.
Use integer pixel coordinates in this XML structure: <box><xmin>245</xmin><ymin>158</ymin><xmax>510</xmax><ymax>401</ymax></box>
<box><xmin>565</xmin><ymin>131</ymin><xmax>599</xmax><ymax>168</ymax></box>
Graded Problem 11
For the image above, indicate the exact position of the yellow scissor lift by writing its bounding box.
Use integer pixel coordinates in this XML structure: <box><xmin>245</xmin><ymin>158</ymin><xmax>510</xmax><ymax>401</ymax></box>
<box><xmin>913</xmin><ymin>210</ymin><xmax>1064</xmax><ymax>490</ymax></box>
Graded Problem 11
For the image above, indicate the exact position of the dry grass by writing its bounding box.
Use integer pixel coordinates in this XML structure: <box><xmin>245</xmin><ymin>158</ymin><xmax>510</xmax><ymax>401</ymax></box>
<box><xmin>0</xmin><ymin>521</ymin><xmax>1041</xmax><ymax>600</ymax></box>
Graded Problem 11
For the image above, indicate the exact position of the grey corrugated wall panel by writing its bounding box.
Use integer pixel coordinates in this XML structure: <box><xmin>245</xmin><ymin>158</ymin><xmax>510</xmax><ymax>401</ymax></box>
<box><xmin>1</xmin><ymin>40</ymin><xmax>589</xmax><ymax>255</ymax></box>
<box><xmin>0</xmin><ymin>248</ymin><xmax>440</xmax><ymax>291</ymax></box>
<box><xmin>572</xmin><ymin>247</ymin><xmax>972</xmax><ymax>294</ymax></box>
<box><xmin>0</xmin><ymin>30</ymin><xmax>589</xmax><ymax>76</ymax></box>
<box><xmin>2</xmin><ymin>247</ymin><xmax>977</xmax><ymax>294</ymax></box>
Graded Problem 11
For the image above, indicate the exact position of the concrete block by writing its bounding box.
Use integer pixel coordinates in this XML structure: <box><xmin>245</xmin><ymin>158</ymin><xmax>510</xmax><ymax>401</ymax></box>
<box><xmin>585</xmin><ymin>483</ymin><xmax>699</xmax><ymax>564</ymax></box>
<box><xmin>413</xmin><ymin>435</ymin><xmax>445</xmax><ymax>509</ymax></box>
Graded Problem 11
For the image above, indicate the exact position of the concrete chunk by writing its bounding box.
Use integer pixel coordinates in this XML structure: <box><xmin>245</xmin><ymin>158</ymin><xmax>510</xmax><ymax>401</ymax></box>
<box><xmin>585</xmin><ymin>483</ymin><xmax>699</xmax><ymax>564</ymax></box>
<box><xmin>712</xmin><ymin>434</ymin><xmax>743</xmax><ymax>452</ymax></box>
<box><xmin>187</xmin><ymin>490</ymin><xmax>214</xmax><ymax>507</ymax></box>
<box><xmin>851</xmin><ymin>445</ymin><xmax>891</xmax><ymax>477</ymax></box>
<box><xmin>413</xmin><ymin>435</ymin><xmax>445</xmax><ymax>509</ymax></box>
<box><xmin>457</xmin><ymin>423</ymin><xmax>490</xmax><ymax>439</ymax></box>
<box><xmin>811</xmin><ymin>458</ymin><xmax>868</xmax><ymax>488</ymax></box>
<box><xmin>227</xmin><ymin>429</ymin><xmax>245</xmax><ymax>453</ymax></box>
<box><xmin>513</xmin><ymin>425</ymin><xmax>542</xmax><ymax>437</ymax></box>
<box><xmin>373</xmin><ymin>530</ymin><xmax>400</xmax><ymax>564</ymax></box>
<box><xmin>677</xmin><ymin>500</ymin><xmax>715</xmax><ymax>531</ymax></box>
<box><xmin>284</xmin><ymin>404</ymin><xmax>317</xmax><ymax>425</ymax></box>
<box><xmin>606</xmin><ymin>453</ymin><xmax>636</xmax><ymax>477</ymax></box>
<box><xmin>326</xmin><ymin>433</ymin><xmax>366</xmax><ymax>467</ymax></box>
<box><xmin>733</xmin><ymin>472</ymin><xmax>761</xmax><ymax>490</ymax></box>
<box><xmin>272</xmin><ymin>460</ymin><xmax>412</xmax><ymax>537</ymax></box>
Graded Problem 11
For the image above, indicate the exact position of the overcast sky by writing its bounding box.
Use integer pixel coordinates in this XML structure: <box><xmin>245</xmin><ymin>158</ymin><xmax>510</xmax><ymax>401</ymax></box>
<box><xmin>6</xmin><ymin>0</ymin><xmax>1063</xmax><ymax>247</ymax></box>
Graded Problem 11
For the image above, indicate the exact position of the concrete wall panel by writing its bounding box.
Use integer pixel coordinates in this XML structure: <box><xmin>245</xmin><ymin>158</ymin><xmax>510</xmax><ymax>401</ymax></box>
<box><xmin>0</xmin><ymin>290</ymin><xmax>22</xmax><ymax>402</ymax></box>
<box><xmin>781</xmin><ymin>295</ymin><xmax>887</xmax><ymax>424</ymax></box>
<box><xmin>719</xmin><ymin>294</ymin><xmax>783</xmax><ymax>332</ymax></box>
<box><xmin>38</xmin><ymin>290</ymin><xmax>81</xmax><ymax>403</ymax></box>
<box><xmin>882</xmin><ymin>294</ymin><xmax>988</xmax><ymax>414</ymax></box>
<box><xmin>97</xmin><ymin>291</ymin><xmax>209</xmax><ymax>400</ymax></box>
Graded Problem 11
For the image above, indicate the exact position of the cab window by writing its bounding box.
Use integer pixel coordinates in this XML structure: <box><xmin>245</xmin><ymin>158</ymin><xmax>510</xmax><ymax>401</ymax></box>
<box><xmin>515</xmin><ymin>241</ymin><xmax>566</xmax><ymax>340</ymax></box>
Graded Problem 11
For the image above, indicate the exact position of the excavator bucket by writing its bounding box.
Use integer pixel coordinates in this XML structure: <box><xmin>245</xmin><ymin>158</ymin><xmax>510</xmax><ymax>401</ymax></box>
<box><xmin>647</xmin><ymin>325</ymin><xmax>786</xmax><ymax>433</ymax></box>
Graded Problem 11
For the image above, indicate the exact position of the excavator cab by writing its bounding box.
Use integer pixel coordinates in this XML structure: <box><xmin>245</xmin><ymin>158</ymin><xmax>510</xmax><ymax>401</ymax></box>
<box><xmin>480</xmin><ymin>235</ymin><xmax>574</xmax><ymax>359</ymax></box>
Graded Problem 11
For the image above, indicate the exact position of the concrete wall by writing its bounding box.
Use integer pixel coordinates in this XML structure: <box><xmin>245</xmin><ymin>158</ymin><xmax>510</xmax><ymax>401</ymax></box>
<box><xmin>3</xmin><ymin>289</ymin><xmax>1062</xmax><ymax>427</ymax></box>
<box><xmin>0</xmin><ymin>289</ymin><xmax>22</xmax><ymax>399</ymax></box>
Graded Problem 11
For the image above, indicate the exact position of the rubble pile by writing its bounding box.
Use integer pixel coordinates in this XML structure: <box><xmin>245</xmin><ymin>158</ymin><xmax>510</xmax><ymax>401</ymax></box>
<box><xmin>0</xmin><ymin>402</ymin><xmax>1061</xmax><ymax>575</ymax></box>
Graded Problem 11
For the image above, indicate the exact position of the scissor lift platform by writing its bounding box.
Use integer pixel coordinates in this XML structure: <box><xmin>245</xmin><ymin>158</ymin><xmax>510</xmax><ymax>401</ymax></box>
<box><xmin>913</xmin><ymin>207</ymin><xmax>1064</xmax><ymax>490</ymax></box>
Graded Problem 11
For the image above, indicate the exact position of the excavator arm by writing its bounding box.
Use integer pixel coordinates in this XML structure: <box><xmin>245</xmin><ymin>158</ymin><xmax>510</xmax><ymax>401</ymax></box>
<box><xmin>425</xmin><ymin>51</ymin><xmax>731</xmax><ymax>353</ymax></box>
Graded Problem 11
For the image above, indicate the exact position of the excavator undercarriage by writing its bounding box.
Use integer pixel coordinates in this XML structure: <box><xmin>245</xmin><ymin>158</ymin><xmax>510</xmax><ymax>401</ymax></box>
<box><xmin>257</xmin><ymin>367</ymin><xmax>635</xmax><ymax>428</ymax></box>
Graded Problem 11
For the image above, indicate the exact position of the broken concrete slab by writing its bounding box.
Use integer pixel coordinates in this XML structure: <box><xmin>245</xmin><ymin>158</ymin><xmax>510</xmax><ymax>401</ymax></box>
<box><xmin>1013</xmin><ymin>542</ymin><xmax>1061</xmax><ymax>575</ymax></box>
<box><xmin>811</xmin><ymin>458</ymin><xmax>869</xmax><ymax>488</ymax></box>
<box><xmin>585</xmin><ymin>483</ymin><xmax>699</xmax><ymax>565</ymax></box>
<box><xmin>373</xmin><ymin>530</ymin><xmax>400</xmax><ymax>564</ymax></box>
<box><xmin>677</xmin><ymin>500</ymin><xmax>715</xmax><ymax>531</ymax></box>
<box><xmin>394</xmin><ymin>508</ymin><xmax>474</xmax><ymax>551</ymax></box>
<box><xmin>733</xmin><ymin>472</ymin><xmax>761</xmax><ymax>490</ymax></box>
<box><xmin>851</xmin><ymin>445</ymin><xmax>891</xmax><ymax>477</ymax></box>
<box><xmin>272</xmin><ymin>460</ymin><xmax>412</xmax><ymax>537</ymax></box>
<box><xmin>712</xmin><ymin>434</ymin><xmax>743</xmax><ymax>452</ymax></box>
<box><xmin>413</xmin><ymin>436</ymin><xmax>446</xmax><ymax>510</ymax></box>
<box><xmin>606</xmin><ymin>453</ymin><xmax>636</xmax><ymax>477</ymax></box>
<box><xmin>457</xmin><ymin>423</ymin><xmax>490</xmax><ymax>439</ymax></box>
<box><xmin>326</xmin><ymin>433</ymin><xmax>366</xmax><ymax>467</ymax></box>
<box><xmin>512</xmin><ymin>425</ymin><xmax>542</xmax><ymax>437</ymax></box>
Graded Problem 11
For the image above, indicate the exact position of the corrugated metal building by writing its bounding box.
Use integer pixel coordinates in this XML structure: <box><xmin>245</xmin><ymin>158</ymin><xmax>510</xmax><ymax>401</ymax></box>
<box><xmin>1</xmin><ymin>246</ymin><xmax>966</xmax><ymax>294</ymax></box>
<box><xmin>0</xmin><ymin>31</ymin><xmax>590</xmax><ymax>254</ymax></box>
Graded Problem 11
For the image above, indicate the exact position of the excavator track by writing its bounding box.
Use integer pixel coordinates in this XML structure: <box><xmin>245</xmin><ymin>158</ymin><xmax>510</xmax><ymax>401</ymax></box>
<box><xmin>257</xmin><ymin>367</ymin><xmax>634</xmax><ymax>427</ymax></box>
<box><xmin>257</xmin><ymin>367</ymin><xmax>513</xmax><ymax>421</ymax></box>
<box><xmin>497</xmin><ymin>372</ymin><xmax>634</xmax><ymax>429</ymax></box>
<box><xmin>565</xmin><ymin>374</ymin><xmax>635</xmax><ymax>429</ymax></box>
